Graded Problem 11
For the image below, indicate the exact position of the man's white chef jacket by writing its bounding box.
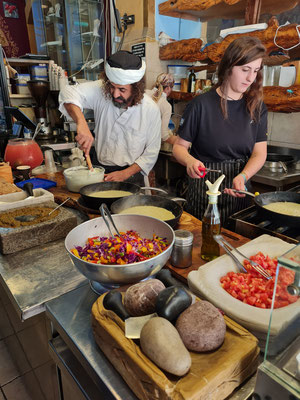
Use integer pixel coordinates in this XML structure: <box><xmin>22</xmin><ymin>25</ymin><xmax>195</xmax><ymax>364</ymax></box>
<box><xmin>59</xmin><ymin>80</ymin><xmax>161</xmax><ymax>176</ymax></box>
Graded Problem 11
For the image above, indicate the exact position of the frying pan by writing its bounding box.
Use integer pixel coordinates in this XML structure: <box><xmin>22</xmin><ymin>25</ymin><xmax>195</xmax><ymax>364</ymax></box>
<box><xmin>254</xmin><ymin>191</ymin><xmax>300</xmax><ymax>228</ymax></box>
<box><xmin>79</xmin><ymin>181</ymin><xmax>141</xmax><ymax>209</ymax></box>
<box><xmin>110</xmin><ymin>194</ymin><xmax>184</xmax><ymax>228</ymax></box>
<box><xmin>234</xmin><ymin>190</ymin><xmax>300</xmax><ymax>227</ymax></box>
<box><xmin>266</xmin><ymin>154</ymin><xmax>296</xmax><ymax>165</ymax></box>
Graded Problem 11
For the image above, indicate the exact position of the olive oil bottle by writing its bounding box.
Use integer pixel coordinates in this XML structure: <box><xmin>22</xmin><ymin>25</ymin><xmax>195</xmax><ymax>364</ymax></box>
<box><xmin>200</xmin><ymin>175</ymin><xmax>225</xmax><ymax>261</ymax></box>
<box><xmin>201</xmin><ymin>196</ymin><xmax>220</xmax><ymax>261</ymax></box>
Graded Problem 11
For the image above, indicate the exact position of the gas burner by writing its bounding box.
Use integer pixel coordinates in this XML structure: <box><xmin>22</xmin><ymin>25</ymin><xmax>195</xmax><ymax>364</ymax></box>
<box><xmin>227</xmin><ymin>206</ymin><xmax>300</xmax><ymax>244</ymax></box>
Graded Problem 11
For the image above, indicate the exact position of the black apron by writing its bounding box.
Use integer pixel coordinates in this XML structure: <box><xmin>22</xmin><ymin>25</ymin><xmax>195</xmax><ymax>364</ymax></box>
<box><xmin>186</xmin><ymin>158</ymin><xmax>252</xmax><ymax>225</ymax></box>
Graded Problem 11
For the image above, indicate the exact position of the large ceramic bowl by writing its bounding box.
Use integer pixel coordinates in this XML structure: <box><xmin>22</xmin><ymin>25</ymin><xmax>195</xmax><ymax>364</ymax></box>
<box><xmin>65</xmin><ymin>214</ymin><xmax>175</xmax><ymax>289</ymax></box>
<box><xmin>63</xmin><ymin>166</ymin><xmax>105</xmax><ymax>192</ymax></box>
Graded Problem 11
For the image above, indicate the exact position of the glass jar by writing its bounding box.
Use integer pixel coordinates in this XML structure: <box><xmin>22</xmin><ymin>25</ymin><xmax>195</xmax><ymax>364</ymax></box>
<box><xmin>170</xmin><ymin>230</ymin><xmax>193</xmax><ymax>268</ymax></box>
<box><xmin>4</xmin><ymin>138</ymin><xmax>44</xmax><ymax>169</ymax></box>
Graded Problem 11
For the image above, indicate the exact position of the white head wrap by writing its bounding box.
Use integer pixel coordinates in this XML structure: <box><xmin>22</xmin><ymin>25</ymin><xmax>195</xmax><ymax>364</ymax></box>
<box><xmin>105</xmin><ymin>51</ymin><xmax>146</xmax><ymax>85</ymax></box>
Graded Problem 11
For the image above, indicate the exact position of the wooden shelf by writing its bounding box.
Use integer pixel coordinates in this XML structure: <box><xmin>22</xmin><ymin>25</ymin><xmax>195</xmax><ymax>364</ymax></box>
<box><xmin>159</xmin><ymin>0</ymin><xmax>299</xmax><ymax>22</ymax></box>
<box><xmin>10</xmin><ymin>94</ymin><xmax>32</xmax><ymax>98</ymax></box>
<box><xmin>170</xmin><ymin>85</ymin><xmax>300</xmax><ymax>113</ymax></box>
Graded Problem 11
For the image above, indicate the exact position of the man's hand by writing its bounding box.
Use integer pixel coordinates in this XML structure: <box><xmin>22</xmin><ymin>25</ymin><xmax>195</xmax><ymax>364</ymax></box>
<box><xmin>104</xmin><ymin>170</ymin><xmax>130</xmax><ymax>182</ymax></box>
<box><xmin>76</xmin><ymin>122</ymin><xmax>94</xmax><ymax>155</ymax></box>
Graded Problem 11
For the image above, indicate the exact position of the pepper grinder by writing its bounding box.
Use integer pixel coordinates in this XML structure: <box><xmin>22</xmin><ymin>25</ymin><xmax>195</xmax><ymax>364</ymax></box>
<box><xmin>170</xmin><ymin>230</ymin><xmax>194</xmax><ymax>269</ymax></box>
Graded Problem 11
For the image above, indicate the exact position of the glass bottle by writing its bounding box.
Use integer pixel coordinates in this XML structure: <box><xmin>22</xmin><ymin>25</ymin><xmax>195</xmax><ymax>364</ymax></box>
<box><xmin>201</xmin><ymin>193</ymin><xmax>221</xmax><ymax>261</ymax></box>
<box><xmin>188</xmin><ymin>69</ymin><xmax>196</xmax><ymax>93</ymax></box>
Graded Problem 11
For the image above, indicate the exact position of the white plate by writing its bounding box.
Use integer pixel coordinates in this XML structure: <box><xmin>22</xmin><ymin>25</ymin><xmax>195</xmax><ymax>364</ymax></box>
<box><xmin>188</xmin><ymin>235</ymin><xmax>299</xmax><ymax>335</ymax></box>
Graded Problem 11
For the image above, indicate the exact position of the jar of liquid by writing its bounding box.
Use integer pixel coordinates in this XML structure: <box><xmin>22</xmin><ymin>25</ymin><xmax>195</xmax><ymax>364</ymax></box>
<box><xmin>170</xmin><ymin>230</ymin><xmax>193</xmax><ymax>268</ymax></box>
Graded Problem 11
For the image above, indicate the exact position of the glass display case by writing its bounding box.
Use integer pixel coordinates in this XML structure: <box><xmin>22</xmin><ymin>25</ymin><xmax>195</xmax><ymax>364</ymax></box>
<box><xmin>254</xmin><ymin>244</ymin><xmax>300</xmax><ymax>399</ymax></box>
<box><xmin>32</xmin><ymin>0</ymin><xmax>106</xmax><ymax>80</ymax></box>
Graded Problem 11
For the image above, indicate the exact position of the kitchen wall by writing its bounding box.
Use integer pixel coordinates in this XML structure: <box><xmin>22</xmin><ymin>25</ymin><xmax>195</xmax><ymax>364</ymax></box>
<box><xmin>267</xmin><ymin>112</ymin><xmax>300</xmax><ymax>149</ymax></box>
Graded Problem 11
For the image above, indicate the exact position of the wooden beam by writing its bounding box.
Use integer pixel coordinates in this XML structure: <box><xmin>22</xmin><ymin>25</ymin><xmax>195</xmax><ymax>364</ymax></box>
<box><xmin>245</xmin><ymin>0</ymin><xmax>262</xmax><ymax>25</ymax></box>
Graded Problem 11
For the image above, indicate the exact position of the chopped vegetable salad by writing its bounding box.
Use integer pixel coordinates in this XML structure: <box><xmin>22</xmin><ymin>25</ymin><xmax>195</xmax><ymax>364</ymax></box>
<box><xmin>71</xmin><ymin>230</ymin><xmax>169</xmax><ymax>265</ymax></box>
<box><xmin>220</xmin><ymin>252</ymin><xmax>298</xmax><ymax>309</ymax></box>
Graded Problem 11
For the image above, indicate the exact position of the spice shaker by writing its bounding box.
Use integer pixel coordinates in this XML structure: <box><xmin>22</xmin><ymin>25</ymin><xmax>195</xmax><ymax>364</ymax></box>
<box><xmin>170</xmin><ymin>230</ymin><xmax>193</xmax><ymax>268</ymax></box>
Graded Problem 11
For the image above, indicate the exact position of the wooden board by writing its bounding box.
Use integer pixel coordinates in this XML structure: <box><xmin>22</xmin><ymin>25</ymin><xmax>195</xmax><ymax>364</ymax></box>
<box><xmin>92</xmin><ymin>294</ymin><xmax>259</xmax><ymax>400</ymax></box>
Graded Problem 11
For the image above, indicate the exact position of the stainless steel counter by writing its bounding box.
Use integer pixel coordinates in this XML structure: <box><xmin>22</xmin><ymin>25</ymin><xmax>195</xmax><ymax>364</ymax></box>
<box><xmin>252</xmin><ymin>166</ymin><xmax>300</xmax><ymax>190</ymax></box>
<box><xmin>0</xmin><ymin>209</ymin><xmax>87</xmax><ymax>320</ymax></box>
<box><xmin>45</xmin><ymin>284</ymin><xmax>137</xmax><ymax>400</ymax></box>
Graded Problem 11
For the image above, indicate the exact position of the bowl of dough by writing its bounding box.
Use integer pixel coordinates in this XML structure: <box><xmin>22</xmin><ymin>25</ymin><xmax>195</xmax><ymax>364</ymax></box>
<box><xmin>63</xmin><ymin>166</ymin><xmax>105</xmax><ymax>192</ymax></box>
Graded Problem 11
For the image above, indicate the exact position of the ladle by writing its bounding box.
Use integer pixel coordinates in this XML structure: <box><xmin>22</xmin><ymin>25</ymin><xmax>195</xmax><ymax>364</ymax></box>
<box><xmin>100</xmin><ymin>203</ymin><xmax>120</xmax><ymax>237</ymax></box>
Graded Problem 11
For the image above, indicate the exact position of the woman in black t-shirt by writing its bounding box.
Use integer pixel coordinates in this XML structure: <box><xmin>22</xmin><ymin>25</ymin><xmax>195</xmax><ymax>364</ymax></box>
<box><xmin>173</xmin><ymin>36</ymin><xmax>268</xmax><ymax>224</ymax></box>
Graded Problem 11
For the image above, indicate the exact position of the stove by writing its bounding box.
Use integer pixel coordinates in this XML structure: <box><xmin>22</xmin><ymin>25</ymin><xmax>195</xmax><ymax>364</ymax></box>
<box><xmin>227</xmin><ymin>185</ymin><xmax>300</xmax><ymax>244</ymax></box>
<box><xmin>251</xmin><ymin>165</ymin><xmax>300</xmax><ymax>191</ymax></box>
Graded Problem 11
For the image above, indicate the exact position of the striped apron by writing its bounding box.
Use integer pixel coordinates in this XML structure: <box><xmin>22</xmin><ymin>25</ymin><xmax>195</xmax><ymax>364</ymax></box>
<box><xmin>186</xmin><ymin>158</ymin><xmax>252</xmax><ymax>225</ymax></box>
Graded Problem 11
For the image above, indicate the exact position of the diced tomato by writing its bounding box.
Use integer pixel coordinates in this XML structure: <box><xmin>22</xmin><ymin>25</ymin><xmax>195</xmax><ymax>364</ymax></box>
<box><xmin>220</xmin><ymin>251</ymin><xmax>298</xmax><ymax>309</ymax></box>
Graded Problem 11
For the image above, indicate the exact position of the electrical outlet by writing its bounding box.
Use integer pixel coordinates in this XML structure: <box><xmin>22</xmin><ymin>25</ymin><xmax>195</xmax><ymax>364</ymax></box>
<box><xmin>123</xmin><ymin>14</ymin><xmax>135</xmax><ymax>25</ymax></box>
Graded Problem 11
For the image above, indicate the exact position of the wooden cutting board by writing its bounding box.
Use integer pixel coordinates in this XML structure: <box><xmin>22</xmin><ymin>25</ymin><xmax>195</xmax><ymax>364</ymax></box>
<box><xmin>92</xmin><ymin>294</ymin><xmax>260</xmax><ymax>400</ymax></box>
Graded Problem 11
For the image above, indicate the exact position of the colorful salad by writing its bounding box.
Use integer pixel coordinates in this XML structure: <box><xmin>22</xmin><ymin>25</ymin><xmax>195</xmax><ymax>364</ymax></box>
<box><xmin>71</xmin><ymin>230</ymin><xmax>169</xmax><ymax>265</ymax></box>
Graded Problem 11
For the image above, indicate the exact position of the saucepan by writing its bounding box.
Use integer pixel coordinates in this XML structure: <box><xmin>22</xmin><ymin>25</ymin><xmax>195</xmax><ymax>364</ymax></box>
<box><xmin>110</xmin><ymin>194</ymin><xmax>185</xmax><ymax>228</ymax></box>
<box><xmin>233</xmin><ymin>190</ymin><xmax>300</xmax><ymax>227</ymax></box>
<box><xmin>79</xmin><ymin>181</ymin><xmax>142</xmax><ymax>209</ymax></box>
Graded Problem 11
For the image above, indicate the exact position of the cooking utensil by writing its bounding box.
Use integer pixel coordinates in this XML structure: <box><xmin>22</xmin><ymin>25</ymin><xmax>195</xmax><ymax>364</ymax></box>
<box><xmin>198</xmin><ymin>166</ymin><xmax>222</xmax><ymax>178</ymax></box>
<box><xmin>65</xmin><ymin>214</ymin><xmax>175</xmax><ymax>291</ymax></box>
<box><xmin>15</xmin><ymin>214</ymin><xmax>38</xmax><ymax>222</ymax></box>
<box><xmin>23</xmin><ymin>182</ymin><xmax>35</xmax><ymax>200</ymax></box>
<box><xmin>228</xmin><ymin>190</ymin><xmax>300</xmax><ymax>228</ymax></box>
<box><xmin>79</xmin><ymin>181</ymin><xmax>142</xmax><ymax>209</ymax></box>
<box><xmin>63</xmin><ymin>166</ymin><xmax>105</xmax><ymax>193</ymax></box>
<box><xmin>110</xmin><ymin>194</ymin><xmax>185</xmax><ymax>228</ymax></box>
<box><xmin>85</xmin><ymin>154</ymin><xmax>94</xmax><ymax>172</ymax></box>
<box><xmin>99</xmin><ymin>203</ymin><xmax>120</xmax><ymax>237</ymax></box>
<box><xmin>48</xmin><ymin>197</ymin><xmax>71</xmax><ymax>216</ymax></box>
<box><xmin>213</xmin><ymin>234</ymin><xmax>272</xmax><ymax>280</ymax></box>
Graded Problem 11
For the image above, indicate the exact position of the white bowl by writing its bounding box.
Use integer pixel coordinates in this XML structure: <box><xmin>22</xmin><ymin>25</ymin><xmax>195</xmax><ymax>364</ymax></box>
<box><xmin>63</xmin><ymin>166</ymin><xmax>105</xmax><ymax>192</ymax></box>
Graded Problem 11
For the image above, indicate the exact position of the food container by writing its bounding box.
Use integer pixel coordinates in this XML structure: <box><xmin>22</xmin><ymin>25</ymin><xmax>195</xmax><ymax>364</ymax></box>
<box><xmin>63</xmin><ymin>166</ymin><xmax>105</xmax><ymax>193</ymax></box>
<box><xmin>254</xmin><ymin>244</ymin><xmax>300</xmax><ymax>399</ymax></box>
<box><xmin>170</xmin><ymin>229</ymin><xmax>193</xmax><ymax>268</ymax></box>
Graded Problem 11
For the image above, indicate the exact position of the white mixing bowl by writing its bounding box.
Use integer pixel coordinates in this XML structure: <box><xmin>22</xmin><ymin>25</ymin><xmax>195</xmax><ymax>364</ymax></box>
<box><xmin>63</xmin><ymin>166</ymin><xmax>105</xmax><ymax>192</ymax></box>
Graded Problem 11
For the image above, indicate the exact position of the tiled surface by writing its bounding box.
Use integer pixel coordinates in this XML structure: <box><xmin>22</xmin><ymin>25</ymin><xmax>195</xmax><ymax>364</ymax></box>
<box><xmin>0</xmin><ymin>288</ymin><xmax>56</xmax><ymax>400</ymax></box>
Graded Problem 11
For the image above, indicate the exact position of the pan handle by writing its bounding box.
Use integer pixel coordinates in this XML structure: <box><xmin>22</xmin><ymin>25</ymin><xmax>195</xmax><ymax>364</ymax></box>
<box><xmin>278</xmin><ymin>161</ymin><xmax>288</xmax><ymax>173</ymax></box>
<box><xmin>169</xmin><ymin>197</ymin><xmax>186</xmax><ymax>205</ymax></box>
<box><xmin>229</xmin><ymin>189</ymin><xmax>256</xmax><ymax>197</ymax></box>
<box><xmin>140</xmin><ymin>187</ymin><xmax>168</xmax><ymax>195</ymax></box>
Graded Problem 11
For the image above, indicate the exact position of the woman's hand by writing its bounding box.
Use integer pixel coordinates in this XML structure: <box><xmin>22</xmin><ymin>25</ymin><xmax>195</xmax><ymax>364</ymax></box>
<box><xmin>224</xmin><ymin>174</ymin><xmax>246</xmax><ymax>197</ymax></box>
<box><xmin>186</xmin><ymin>159</ymin><xmax>206</xmax><ymax>179</ymax></box>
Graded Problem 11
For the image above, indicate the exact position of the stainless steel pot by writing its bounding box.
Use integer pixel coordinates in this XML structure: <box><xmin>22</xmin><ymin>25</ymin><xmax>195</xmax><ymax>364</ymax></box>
<box><xmin>65</xmin><ymin>214</ymin><xmax>175</xmax><ymax>287</ymax></box>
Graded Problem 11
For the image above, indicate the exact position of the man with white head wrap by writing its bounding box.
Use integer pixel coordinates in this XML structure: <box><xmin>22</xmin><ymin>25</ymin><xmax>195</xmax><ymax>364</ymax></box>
<box><xmin>59</xmin><ymin>51</ymin><xmax>161</xmax><ymax>184</ymax></box>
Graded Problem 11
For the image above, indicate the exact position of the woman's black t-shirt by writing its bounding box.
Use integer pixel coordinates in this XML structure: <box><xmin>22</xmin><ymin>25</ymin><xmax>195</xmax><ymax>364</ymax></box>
<box><xmin>178</xmin><ymin>88</ymin><xmax>268</xmax><ymax>162</ymax></box>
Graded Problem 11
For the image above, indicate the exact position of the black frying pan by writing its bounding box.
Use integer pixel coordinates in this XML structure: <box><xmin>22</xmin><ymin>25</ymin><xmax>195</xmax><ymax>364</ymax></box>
<box><xmin>110</xmin><ymin>194</ymin><xmax>183</xmax><ymax>228</ymax></box>
<box><xmin>254</xmin><ymin>191</ymin><xmax>300</xmax><ymax>228</ymax></box>
<box><xmin>79</xmin><ymin>181</ymin><xmax>141</xmax><ymax>209</ymax></box>
<box><xmin>266</xmin><ymin>154</ymin><xmax>296</xmax><ymax>165</ymax></box>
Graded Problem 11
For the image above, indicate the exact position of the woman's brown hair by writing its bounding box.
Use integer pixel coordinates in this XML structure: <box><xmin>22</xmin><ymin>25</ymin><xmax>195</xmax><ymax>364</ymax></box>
<box><xmin>216</xmin><ymin>36</ymin><xmax>266</xmax><ymax>121</ymax></box>
<box><xmin>100</xmin><ymin>71</ymin><xmax>145</xmax><ymax>106</ymax></box>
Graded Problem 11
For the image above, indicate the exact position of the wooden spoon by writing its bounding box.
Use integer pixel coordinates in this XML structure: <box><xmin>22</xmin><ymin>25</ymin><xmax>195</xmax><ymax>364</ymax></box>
<box><xmin>85</xmin><ymin>154</ymin><xmax>94</xmax><ymax>172</ymax></box>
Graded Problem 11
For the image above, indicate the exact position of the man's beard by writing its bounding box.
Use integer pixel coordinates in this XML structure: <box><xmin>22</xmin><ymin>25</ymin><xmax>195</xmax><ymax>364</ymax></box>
<box><xmin>112</xmin><ymin>95</ymin><xmax>132</xmax><ymax>109</ymax></box>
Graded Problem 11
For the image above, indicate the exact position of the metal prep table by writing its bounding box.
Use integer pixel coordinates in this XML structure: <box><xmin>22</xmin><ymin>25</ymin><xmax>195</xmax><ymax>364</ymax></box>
<box><xmin>45</xmin><ymin>283</ymin><xmax>257</xmax><ymax>400</ymax></box>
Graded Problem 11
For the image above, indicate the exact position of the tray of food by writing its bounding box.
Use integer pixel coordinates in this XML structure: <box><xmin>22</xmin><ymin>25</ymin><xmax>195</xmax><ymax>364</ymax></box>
<box><xmin>92</xmin><ymin>280</ymin><xmax>259</xmax><ymax>400</ymax></box>
<box><xmin>187</xmin><ymin>235</ymin><xmax>299</xmax><ymax>353</ymax></box>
